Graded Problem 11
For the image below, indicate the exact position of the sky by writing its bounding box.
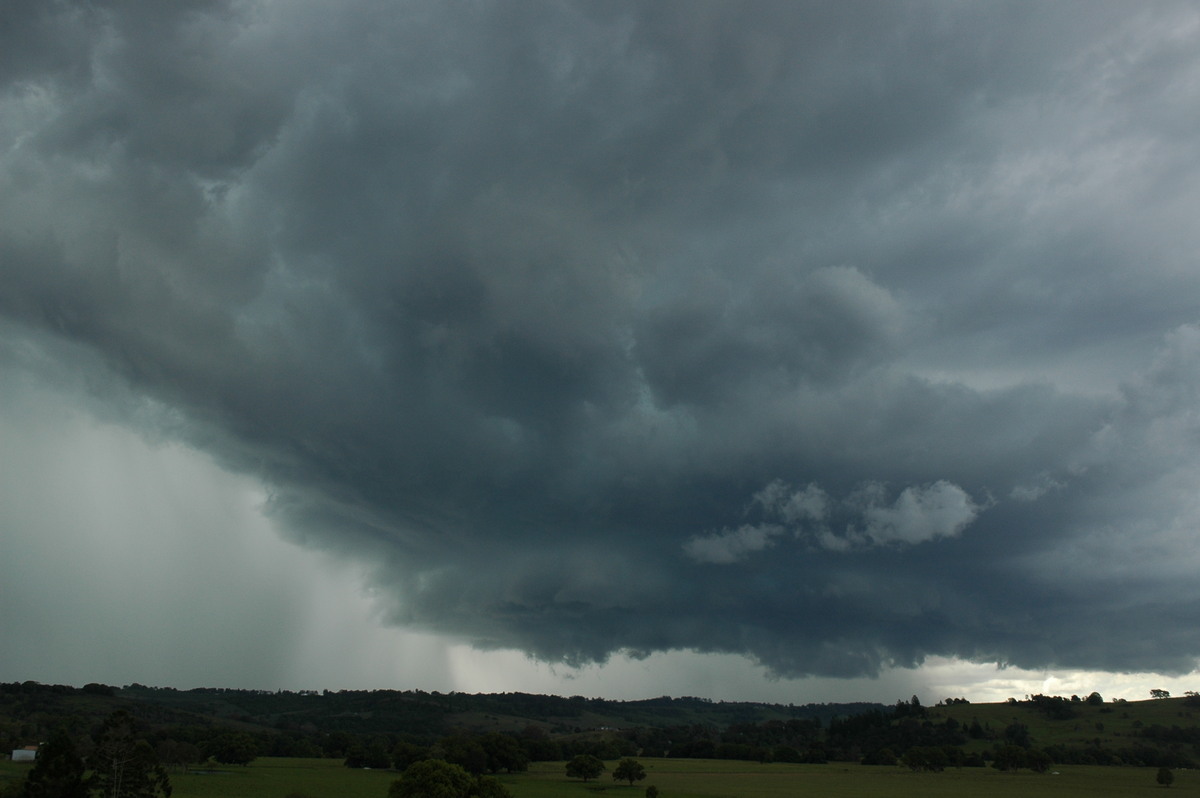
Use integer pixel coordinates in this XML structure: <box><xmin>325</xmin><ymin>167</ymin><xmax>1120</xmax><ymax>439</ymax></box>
<box><xmin>2</xmin><ymin>0</ymin><xmax>1200</xmax><ymax>706</ymax></box>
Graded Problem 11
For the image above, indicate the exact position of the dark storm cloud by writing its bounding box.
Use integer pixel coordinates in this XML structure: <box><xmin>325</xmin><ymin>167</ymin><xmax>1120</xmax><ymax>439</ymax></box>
<box><xmin>4</xmin><ymin>1</ymin><xmax>1200</xmax><ymax>678</ymax></box>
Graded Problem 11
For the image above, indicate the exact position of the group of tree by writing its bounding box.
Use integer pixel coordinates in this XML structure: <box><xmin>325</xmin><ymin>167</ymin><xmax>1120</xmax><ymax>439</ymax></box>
<box><xmin>387</xmin><ymin>759</ymin><xmax>511</xmax><ymax>798</ymax></box>
<box><xmin>102</xmin><ymin>684</ymin><xmax>873</xmax><ymax>740</ymax></box>
<box><xmin>89</xmin><ymin>712</ymin><xmax>173</xmax><ymax>798</ymax></box>
<box><xmin>564</xmin><ymin>755</ymin><xmax>646</xmax><ymax>786</ymax></box>
<box><xmin>2</xmin><ymin>712</ymin><xmax>171</xmax><ymax>798</ymax></box>
<box><xmin>7</xmin><ymin>681</ymin><xmax>1200</xmax><ymax>783</ymax></box>
<box><xmin>348</xmin><ymin>732</ymin><xmax>531</xmax><ymax>775</ymax></box>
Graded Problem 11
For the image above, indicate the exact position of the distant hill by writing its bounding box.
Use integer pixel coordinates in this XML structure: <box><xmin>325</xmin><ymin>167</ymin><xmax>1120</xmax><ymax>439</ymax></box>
<box><xmin>1</xmin><ymin>680</ymin><xmax>882</xmax><ymax>743</ymax></box>
<box><xmin>3</xmin><ymin>680</ymin><xmax>1197</xmax><ymax>770</ymax></box>
<box><xmin>115</xmin><ymin>684</ymin><xmax>887</xmax><ymax>737</ymax></box>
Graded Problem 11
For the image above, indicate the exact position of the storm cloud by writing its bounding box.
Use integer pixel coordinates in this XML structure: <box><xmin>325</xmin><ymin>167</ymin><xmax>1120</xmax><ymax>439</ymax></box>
<box><xmin>3</xmin><ymin>0</ymin><xmax>1200</xmax><ymax>682</ymax></box>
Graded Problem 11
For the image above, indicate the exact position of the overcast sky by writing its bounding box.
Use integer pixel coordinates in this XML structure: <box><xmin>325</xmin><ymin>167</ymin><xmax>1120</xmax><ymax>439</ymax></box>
<box><xmin>3</xmin><ymin>0</ymin><xmax>1200</xmax><ymax>705</ymax></box>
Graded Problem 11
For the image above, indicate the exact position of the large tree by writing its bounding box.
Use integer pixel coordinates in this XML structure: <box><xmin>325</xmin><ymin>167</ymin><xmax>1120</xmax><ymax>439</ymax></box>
<box><xmin>89</xmin><ymin>712</ymin><xmax>171</xmax><ymax>798</ymax></box>
<box><xmin>388</xmin><ymin>760</ymin><xmax>473</xmax><ymax>798</ymax></box>
<box><xmin>20</xmin><ymin>729</ymin><xmax>88</xmax><ymax>798</ymax></box>
<box><xmin>612</xmin><ymin>758</ymin><xmax>646</xmax><ymax>786</ymax></box>
<box><xmin>565</xmin><ymin>754</ymin><xmax>605</xmax><ymax>782</ymax></box>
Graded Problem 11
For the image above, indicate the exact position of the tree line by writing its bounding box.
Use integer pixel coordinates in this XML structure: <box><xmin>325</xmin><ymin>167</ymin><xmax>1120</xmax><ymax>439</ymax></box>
<box><xmin>5</xmin><ymin>682</ymin><xmax>1198</xmax><ymax>780</ymax></box>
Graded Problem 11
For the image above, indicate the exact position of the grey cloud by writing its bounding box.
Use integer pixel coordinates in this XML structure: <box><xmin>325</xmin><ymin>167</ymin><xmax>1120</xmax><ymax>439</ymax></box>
<box><xmin>3</xmin><ymin>1</ymin><xmax>1200</xmax><ymax>680</ymax></box>
<box><xmin>635</xmin><ymin>265</ymin><xmax>908</xmax><ymax>406</ymax></box>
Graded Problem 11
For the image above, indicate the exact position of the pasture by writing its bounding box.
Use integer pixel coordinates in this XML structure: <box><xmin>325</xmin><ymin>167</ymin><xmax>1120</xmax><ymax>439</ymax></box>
<box><xmin>3</xmin><ymin>756</ymin><xmax>1192</xmax><ymax>798</ymax></box>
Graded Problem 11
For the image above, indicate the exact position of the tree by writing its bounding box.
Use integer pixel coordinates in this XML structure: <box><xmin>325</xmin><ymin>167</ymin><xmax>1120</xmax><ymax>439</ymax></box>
<box><xmin>1157</xmin><ymin>767</ymin><xmax>1174</xmax><ymax>787</ymax></box>
<box><xmin>1150</xmin><ymin>689</ymin><xmax>1171</xmax><ymax>699</ymax></box>
<box><xmin>20</xmin><ymin>728</ymin><xmax>88</xmax><ymax>798</ymax></box>
<box><xmin>1085</xmin><ymin>692</ymin><xmax>1104</xmax><ymax>706</ymax></box>
<box><xmin>991</xmin><ymin>745</ymin><xmax>1027</xmax><ymax>772</ymax></box>
<box><xmin>154</xmin><ymin>741</ymin><xmax>201</xmax><ymax>774</ymax></box>
<box><xmin>477</xmin><ymin>733</ymin><xmax>528</xmax><ymax>774</ymax></box>
<box><xmin>89</xmin><ymin>712</ymin><xmax>172</xmax><ymax>798</ymax></box>
<box><xmin>517</xmin><ymin>725</ymin><xmax>560</xmax><ymax>762</ymax></box>
<box><xmin>901</xmin><ymin>747</ymin><xmax>947</xmax><ymax>772</ymax></box>
<box><xmin>1002</xmin><ymin>722</ymin><xmax>1031</xmax><ymax>748</ymax></box>
<box><xmin>206</xmin><ymin>732</ymin><xmax>257</xmax><ymax>766</ymax></box>
<box><xmin>392</xmin><ymin>741</ymin><xmax>430</xmax><ymax>771</ymax></box>
<box><xmin>344</xmin><ymin>741</ymin><xmax>390</xmax><ymax>769</ymax></box>
<box><xmin>389</xmin><ymin>760</ymin><xmax>473</xmax><ymax>798</ymax></box>
<box><xmin>645</xmin><ymin>787</ymin><xmax>659</xmax><ymax>798</ymax></box>
<box><xmin>322</xmin><ymin>731</ymin><xmax>353</xmax><ymax>758</ymax></box>
<box><xmin>565</xmin><ymin>754</ymin><xmax>606</xmax><ymax>782</ymax></box>
<box><xmin>1024</xmin><ymin>749</ymin><xmax>1053</xmax><ymax>774</ymax></box>
<box><xmin>435</xmin><ymin>736</ymin><xmax>488</xmax><ymax>776</ymax></box>
<box><xmin>471</xmin><ymin>776</ymin><xmax>512</xmax><ymax>798</ymax></box>
<box><xmin>613</xmin><ymin>758</ymin><xmax>646</xmax><ymax>786</ymax></box>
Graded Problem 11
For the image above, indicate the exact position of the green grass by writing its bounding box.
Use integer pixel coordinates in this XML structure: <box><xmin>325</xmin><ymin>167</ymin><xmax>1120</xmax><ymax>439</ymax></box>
<box><xmin>508</xmin><ymin>759</ymin><xmax>1196</xmax><ymax>798</ymax></box>
<box><xmin>169</xmin><ymin>758</ymin><xmax>398</xmax><ymax>798</ymax></box>
<box><xmin>5</xmin><ymin>756</ymin><xmax>1195</xmax><ymax>798</ymax></box>
<box><xmin>0</xmin><ymin>758</ymin><xmax>397</xmax><ymax>798</ymax></box>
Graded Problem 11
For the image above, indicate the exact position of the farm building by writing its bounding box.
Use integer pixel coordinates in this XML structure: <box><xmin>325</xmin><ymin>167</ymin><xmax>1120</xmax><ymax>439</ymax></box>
<box><xmin>11</xmin><ymin>745</ymin><xmax>38</xmax><ymax>762</ymax></box>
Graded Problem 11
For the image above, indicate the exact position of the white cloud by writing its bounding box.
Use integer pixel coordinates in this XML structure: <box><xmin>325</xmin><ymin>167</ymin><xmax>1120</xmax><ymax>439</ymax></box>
<box><xmin>738</xmin><ymin>478</ymin><xmax>981</xmax><ymax>552</ymax></box>
<box><xmin>916</xmin><ymin>656</ymin><xmax>1200</xmax><ymax>705</ymax></box>
<box><xmin>682</xmin><ymin>524</ymin><xmax>785</xmax><ymax>564</ymax></box>
<box><xmin>1010</xmin><ymin>472</ymin><xmax>1064</xmax><ymax>502</ymax></box>
<box><xmin>755</xmin><ymin>480</ymin><xmax>830</xmax><ymax>525</ymax></box>
<box><xmin>857</xmin><ymin>480</ymin><xmax>980</xmax><ymax>546</ymax></box>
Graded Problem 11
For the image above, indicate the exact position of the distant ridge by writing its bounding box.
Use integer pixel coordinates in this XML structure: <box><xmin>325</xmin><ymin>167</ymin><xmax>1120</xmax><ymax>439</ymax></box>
<box><xmin>4</xmin><ymin>681</ymin><xmax>1197</xmax><ymax>771</ymax></box>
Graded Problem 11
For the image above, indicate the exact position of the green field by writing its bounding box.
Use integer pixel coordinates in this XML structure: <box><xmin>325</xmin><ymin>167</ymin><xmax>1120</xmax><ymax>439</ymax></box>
<box><xmin>509</xmin><ymin>759</ymin><xmax>1194</xmax><ymax>798</ymax></box>
<box><xmin>6</xmin><ymin>757</ymin><xmax>1191</xmax><ymax>798</ymax></box>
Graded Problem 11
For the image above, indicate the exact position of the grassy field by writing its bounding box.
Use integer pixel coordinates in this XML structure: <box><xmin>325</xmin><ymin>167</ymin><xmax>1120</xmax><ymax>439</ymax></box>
<box><xmin>509</xmin><ymin>759</ymin><xmax>1195</xmax><ymax>798</ymax></box>
<box><xmin>7</xmin><ymin>756</ymin><xmax>1193</xmax><ymax>798</ymax></box>
<box><xmin>0</xmin><ymin>757</ymin><xmax>399</xmax><ymax>798</ymax></box>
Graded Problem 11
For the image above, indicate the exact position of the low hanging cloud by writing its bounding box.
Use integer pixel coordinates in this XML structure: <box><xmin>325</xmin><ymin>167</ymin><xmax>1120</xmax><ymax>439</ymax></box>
<box><xmin>689</xmin><ymin>479</ymin><xmax>980</xmax><ymax>560</ymax></box>
<box><xmin>855</xmin><ymin>481</ymin><xmax>981</xmax><ymax>546</ymax></box>
<box><xmin>4</xmin><ymin>1</ymin><xmax>1200</xmax><ymax>681</ymax></box>
<box><xmin>754</xmin><ymin>480</ymin><xmax>831</xmax><ymax>525</ymax></box>
<box><xmin>683</xmin><ymin>524</ymin><xmax>786</xmax><ymax>565</ymax></box>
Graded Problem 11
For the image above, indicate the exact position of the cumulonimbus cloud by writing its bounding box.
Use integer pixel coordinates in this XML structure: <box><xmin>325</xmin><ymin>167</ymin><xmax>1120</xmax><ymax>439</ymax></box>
<box><xmin>3</xmin><ymin>0</ymin><xmax>1200</xmax><ymax>680</ymax></box>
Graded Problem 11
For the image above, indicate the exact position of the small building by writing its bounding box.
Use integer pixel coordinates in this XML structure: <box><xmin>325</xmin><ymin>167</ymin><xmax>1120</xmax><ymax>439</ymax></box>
<box><xmin>11</xmin><ymin>745</ymin><xmax>38</xmax><ymax>762</ymax></box>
